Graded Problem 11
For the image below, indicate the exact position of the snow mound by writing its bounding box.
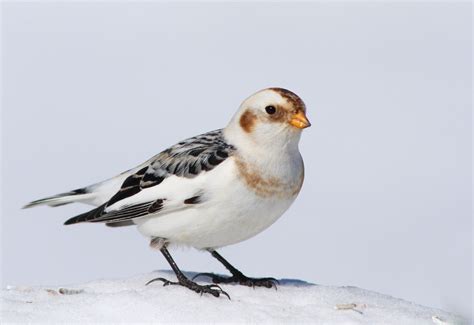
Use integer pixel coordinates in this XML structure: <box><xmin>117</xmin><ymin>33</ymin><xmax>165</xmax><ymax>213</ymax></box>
<box><xmin>1</xmin><ymin>271</ymin><xmax>466</xmax><ymax>324</ymax></box>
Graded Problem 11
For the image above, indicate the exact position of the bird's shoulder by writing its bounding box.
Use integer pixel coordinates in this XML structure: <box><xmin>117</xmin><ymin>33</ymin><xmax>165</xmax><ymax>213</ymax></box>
<box><xmin>107</xmin><ymin>129</ymin><xmax>236</xmax><ymax>207</ymax></box>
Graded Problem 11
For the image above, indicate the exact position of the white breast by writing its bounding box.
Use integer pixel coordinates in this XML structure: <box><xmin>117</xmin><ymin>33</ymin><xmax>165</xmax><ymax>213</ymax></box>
<box><xmin>134</xmin><ymin>154</ymin><xmax>303</xmax><ymax>249</ymax></box>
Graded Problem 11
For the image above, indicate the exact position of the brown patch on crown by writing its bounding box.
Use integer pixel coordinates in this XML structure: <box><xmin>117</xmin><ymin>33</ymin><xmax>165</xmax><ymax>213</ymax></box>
<box><xmin>269</xmin><ymin>88</ymin><xmax>306</xmax><ymax>113</ymax></box>
<box><xmin>239</xmin><ymin>109</ymin><xmax>257</xmax><ymax>133</ymax></box>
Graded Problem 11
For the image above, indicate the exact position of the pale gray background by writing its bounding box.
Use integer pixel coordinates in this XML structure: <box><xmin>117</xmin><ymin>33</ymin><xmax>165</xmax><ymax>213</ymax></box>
<box><xmin>1</xmin><ymin>1</ymin><xmax>472</xmax><ymax>318</ymax></box>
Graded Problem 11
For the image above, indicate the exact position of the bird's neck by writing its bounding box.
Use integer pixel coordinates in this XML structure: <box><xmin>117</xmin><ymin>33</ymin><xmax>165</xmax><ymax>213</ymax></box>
<box><xmin>223</xmin><ymin>126</ymin><xmax>301</xmax><ymax>167</ymax></box>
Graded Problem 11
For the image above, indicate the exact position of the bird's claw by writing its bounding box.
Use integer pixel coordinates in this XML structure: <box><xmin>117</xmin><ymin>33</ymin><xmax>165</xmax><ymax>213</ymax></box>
<box><xmin>146</xmin><ymin>276</ymin><xmax>230</xmax><ymax>299</ymax></box>
<box><xmin>193</xmin><ymin>272</ymin><xmax>279</xmax><ymax>289</ymax></box>
<box><xmin>145</xmin><ymin>277</ymin><xmax>175</xmax><ymax>286</ymax></box>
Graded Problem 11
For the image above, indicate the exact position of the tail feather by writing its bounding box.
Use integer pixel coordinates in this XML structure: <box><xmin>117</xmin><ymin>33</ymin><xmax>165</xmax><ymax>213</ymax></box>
<box><xmin>23</xmin><ymin>164</ymin><xmax>147</xmax><ymax>211</ymax></box>
<box><xmin>23</xmin><ymin>188</ymin><xmax>93</xmax><ymax>209</ymax></box>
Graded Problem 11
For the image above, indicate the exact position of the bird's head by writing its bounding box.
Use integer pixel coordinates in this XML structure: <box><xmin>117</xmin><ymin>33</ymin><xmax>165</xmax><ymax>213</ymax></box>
<box><xmin>225</xmin><ymin>88</ymin><xmax>310</xmax><ymax>153</ymax></box>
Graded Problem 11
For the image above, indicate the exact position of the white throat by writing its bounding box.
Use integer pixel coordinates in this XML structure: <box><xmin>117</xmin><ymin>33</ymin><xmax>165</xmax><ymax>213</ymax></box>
<box><xmin>223</xmin><ymin>120</ymin><xmax>302</xmax><ymax>167</ymax></box>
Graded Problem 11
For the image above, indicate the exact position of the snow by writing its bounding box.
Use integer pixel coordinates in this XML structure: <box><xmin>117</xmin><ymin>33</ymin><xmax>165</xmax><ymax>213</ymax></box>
<box><xmin>1</xmin><ymin>271</ymin><xmax>466</xmax><ymax>324</ymax></box>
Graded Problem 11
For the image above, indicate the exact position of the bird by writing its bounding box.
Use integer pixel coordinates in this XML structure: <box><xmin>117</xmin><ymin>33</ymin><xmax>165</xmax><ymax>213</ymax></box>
<box><xmin>24</xmin><ymin>87</ymin><xmax>311</xmax><ymax>298</ymax></box>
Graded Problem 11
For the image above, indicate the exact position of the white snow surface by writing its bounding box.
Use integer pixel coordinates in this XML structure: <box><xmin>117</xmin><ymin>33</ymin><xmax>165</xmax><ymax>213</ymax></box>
<box><xmin>1</xmin><ymin>271</ymin><xmax>466</xmax><ymax>324</ymax></box>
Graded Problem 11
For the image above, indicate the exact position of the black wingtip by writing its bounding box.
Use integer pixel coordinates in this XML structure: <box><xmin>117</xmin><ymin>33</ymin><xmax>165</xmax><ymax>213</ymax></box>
<box><xmin>63</xmin><ymin>204</ymin><xmax>107</xmax><ymax>226</ymax></box>
<box><xmin>64</xmin><ymin>217</ymin><xmax>81</xmax><ymax>226</ymax></box>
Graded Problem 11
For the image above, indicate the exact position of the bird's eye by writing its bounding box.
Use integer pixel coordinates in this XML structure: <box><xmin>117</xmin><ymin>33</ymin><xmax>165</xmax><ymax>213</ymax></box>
<box><xmin>265</xmin><ymin>105</ymin><xmax>276</xmax><ymax>115</ymax></box>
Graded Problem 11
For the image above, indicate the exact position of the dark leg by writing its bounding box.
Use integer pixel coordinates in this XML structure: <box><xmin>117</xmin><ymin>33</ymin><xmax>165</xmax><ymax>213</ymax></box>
<box><xmin>193</xmin><ymin>250</ymin><xmax>279</xmax><ymax>289</ymax></box>
<box><xmin>146</xmin><ymin>246</ymin><xmax>230</xmax><ymax>299</ymax></box>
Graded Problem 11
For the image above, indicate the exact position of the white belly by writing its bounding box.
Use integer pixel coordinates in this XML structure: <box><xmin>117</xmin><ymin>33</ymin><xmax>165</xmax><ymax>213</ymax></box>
<box><xmin>134</xmin><ymin>157</ymin><xmax>301</xmax><ymax>249</ymax></box>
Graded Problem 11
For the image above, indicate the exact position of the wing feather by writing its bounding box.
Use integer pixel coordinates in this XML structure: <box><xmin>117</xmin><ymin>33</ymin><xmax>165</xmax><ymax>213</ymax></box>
<box><xmin>64</xmin><ymin>129</ymin><xmax>234</xmax><ymax>225</ymax></box>
<box><xmin>105</xmin><ymin>129</ymin><xmax>234</xmax><ymax>209</ymax></box>
<box><xmin>64</xmin><ymin>201</ymin><xmax>156</xmax><ymax>225</ymax></box>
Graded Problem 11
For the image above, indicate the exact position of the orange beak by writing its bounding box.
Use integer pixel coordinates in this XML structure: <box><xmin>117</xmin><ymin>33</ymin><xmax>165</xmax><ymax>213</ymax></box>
<box><xmin>289</xmin><ymin>111</ymin><xmax>311</xmax><ymax>129</ymax></box>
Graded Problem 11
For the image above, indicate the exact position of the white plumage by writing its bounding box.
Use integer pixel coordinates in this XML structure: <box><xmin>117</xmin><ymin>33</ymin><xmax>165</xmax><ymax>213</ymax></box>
<box><xmin>24</xmin><ymin>87</ymin><xmax>310</xmax><ymax>297</ymax></box>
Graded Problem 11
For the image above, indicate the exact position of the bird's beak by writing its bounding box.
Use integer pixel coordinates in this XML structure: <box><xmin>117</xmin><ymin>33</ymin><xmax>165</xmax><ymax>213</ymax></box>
<box><xmin>289</xmin><ymin>111</ymin><xmax>311</xmax><ymax>129</ymax></box>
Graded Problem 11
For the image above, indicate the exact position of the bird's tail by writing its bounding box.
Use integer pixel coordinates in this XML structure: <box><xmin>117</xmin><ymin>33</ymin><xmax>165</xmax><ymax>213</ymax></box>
<box><xmin>23</xmin><ymin>188</ymin><xmax>95</xmax><ymax>209</ymax></box>
<box><xmin>23</xmin><ymin>164</ymin><xmax>145</xmax><ymax>210</ymax></box>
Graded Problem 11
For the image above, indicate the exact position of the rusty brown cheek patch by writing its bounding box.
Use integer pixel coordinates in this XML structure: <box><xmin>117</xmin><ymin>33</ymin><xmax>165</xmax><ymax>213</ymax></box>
<box><xmin>239</xmin><ymin>110</ymin><xmax>257</xmax><ymax>133</ymax></box>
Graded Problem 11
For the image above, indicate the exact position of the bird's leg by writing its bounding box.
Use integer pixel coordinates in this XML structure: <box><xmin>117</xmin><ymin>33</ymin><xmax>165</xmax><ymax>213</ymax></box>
<box><xmin>193</xmin><ymin>250</ymin><xmax>279</xmax><ymax>289</ymax></box>
<box><xmin>146</xmin><ymin>245</ymin><xmax>230</xmax><ymax>299</ymax></box>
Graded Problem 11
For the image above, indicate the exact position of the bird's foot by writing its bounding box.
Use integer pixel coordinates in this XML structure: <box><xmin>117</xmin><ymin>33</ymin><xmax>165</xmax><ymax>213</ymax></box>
<box><xmin>193</xmin><ymin>272</ymin><xmax>279</xmax><ymax>289</ymax></box>
<box><xmin>146</xmin><ymin>276</ymin><xmax>230</xmax><ymax>299</ymax></box>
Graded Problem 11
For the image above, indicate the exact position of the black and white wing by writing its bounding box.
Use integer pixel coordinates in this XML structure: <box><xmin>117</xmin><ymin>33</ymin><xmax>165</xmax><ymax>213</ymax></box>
<box><xmin>64</xmin><ymin>129</ymin><xmax>235</xmax><ymax>226</ymax></box>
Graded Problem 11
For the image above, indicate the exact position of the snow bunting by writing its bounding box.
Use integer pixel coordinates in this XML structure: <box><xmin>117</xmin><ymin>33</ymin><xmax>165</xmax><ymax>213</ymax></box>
<box><xmin>24</xmin><ymin>87</ymin><xmax>310</xmax><ymax>298</ymax></box>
